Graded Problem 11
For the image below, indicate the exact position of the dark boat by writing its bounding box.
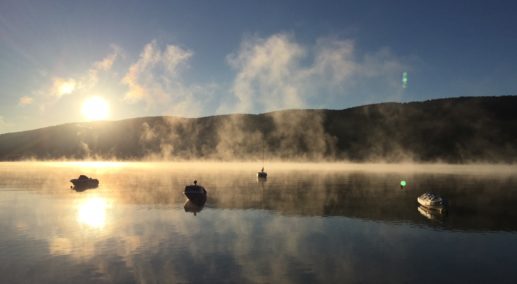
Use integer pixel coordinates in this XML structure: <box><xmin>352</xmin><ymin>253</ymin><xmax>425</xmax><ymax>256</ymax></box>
<box><xmin>70</xmin><ymin>175</ymin><xmax>99</xmax><ymax>191</ymax></box>
<box><xmin>184</xmin><ymin>180</ymin><xmax>207</xmax><ymax>204</ymax></box>
<box><xmin>257</xmin><ymin>142</ymin><xmax>268</xmax><ymax>179</ymax></box>
<box><xmin>257</xmin><ymin>167</ymin><xmax>267</xmax><ymax>179</ymax></box>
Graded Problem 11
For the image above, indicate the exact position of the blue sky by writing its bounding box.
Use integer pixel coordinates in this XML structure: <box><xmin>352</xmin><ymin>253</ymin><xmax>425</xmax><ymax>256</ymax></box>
<box><xmin>1</xmin><ymin>0</ymin><xmax>516</xmax><ymax>133</ymax></box>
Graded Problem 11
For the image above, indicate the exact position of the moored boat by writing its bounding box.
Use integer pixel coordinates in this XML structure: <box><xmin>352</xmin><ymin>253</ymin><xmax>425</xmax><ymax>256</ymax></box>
<box><xmin>417</xmin><ymin>192</ymin><xmax>446</xmax><ymax>208</ymax></box>
<box><xmin>257</xmin><ymin>143</ymin><xmax>268</xmax><ymax>179</ymax></box>
<box><xmin>257</xmin><ymin>167</ymin><xmax>267</xmax><ymax>179</ymax></box>
<box><xmin>70</xmin><ymin>175</ymin><xmax>99</xmax><ymax>190</ymax></box>
<box><xmin>184</xmin><ymin>180</ymin><xmax>207</xmax><ymax>204</ymax></box>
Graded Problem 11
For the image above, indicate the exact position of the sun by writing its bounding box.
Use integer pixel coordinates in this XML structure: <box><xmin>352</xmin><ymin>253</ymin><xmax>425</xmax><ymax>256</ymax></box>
<box><xmin>81</xmin><ymin>96</ymin><xmax>110</xmax><ymax>121</ymax></box>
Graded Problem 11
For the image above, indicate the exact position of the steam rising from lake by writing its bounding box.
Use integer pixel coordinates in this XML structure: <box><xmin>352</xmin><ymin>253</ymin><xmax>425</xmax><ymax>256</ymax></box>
<box><xmin>1</xmin><ymin>161</ymin><xmax>517</xmax><ymax>283</ymax></box>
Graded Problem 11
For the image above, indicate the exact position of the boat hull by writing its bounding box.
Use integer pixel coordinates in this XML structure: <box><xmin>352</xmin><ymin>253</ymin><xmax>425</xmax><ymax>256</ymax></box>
<box><xmin>184</xmin><ymin>185</ymin><xmax>207</xmax><ymax>205</ymax></box>
<box><xmin>70</xmin><ymin>178</ymin><xmax>99</xmax><ymax>191</ymax></box>
<box><xmin>417</xmin><ymin>192</ymin><xmax>447</xmax><ymax>208</ymax></box>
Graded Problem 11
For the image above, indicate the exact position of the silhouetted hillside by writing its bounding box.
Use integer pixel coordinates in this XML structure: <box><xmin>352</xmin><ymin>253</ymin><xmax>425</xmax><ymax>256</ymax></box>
<box><xmin>1</xmin><ymin>96</ymin><xmax>517</xmax><ymax>162</ymax></box>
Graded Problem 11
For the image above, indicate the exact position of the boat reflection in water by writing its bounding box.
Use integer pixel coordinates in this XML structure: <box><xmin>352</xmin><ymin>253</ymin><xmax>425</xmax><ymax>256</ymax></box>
<box><xmin>418</xmin><ymin>205</ymin><xmax>447</xmax><ymax>221</ymax></box>
<box><xmin>184</xmin><ymin>199</ymin><xmax>206</xmax><ymax>216</ymax></box>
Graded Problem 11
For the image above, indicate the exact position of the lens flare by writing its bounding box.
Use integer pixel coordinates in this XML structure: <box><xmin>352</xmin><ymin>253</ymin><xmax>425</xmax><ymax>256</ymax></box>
<box><xmin>402</xmin><ymin>72</ymin><xmax>408</xmax><ymax>89</ymax></box>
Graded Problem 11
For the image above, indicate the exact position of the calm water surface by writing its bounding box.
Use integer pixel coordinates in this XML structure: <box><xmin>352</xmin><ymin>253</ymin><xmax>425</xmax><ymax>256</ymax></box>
<box><xmin>1</xmin><ymin>162</ymin><xmax>517</xmax><ymax>283</ymax></box>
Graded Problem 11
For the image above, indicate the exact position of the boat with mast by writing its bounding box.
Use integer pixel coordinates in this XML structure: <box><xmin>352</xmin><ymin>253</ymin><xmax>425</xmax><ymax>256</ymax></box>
<box><xmin>257</xmin><ymin>142</ymin><xmax>267</xmax><ymax>179</ymax></box>
<box><xmin>184</xmin><ymin>180</ymin><xmax>207</xmax><ymax>204</ymax></box>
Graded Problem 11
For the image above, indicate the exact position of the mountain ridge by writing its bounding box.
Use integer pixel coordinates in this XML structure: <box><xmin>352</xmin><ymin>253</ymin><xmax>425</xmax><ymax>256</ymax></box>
<box><xmin>1</xmin><ymin>96</ymin><xmax>517</xmax><ymax>162</ymax></box>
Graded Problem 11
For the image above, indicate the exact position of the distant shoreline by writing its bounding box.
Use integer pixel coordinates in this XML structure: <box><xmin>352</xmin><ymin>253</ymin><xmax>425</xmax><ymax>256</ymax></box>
<box><xmin>1</xmin><ymin>160</ymin><xmax>515</xmax><ymax>175</ymax></box>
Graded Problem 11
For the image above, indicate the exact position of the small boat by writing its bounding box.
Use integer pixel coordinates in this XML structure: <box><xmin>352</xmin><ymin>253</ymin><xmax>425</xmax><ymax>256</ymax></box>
<box><xmin>70</xmin><ymin>175</ymin><xmax>99</xmax><ymax>190</ymax></box>
<box><xmin>184</xmin><ymin>180</ymin><xmax>207</xmax><ymax>204</ymax></box>
<box><xmin>257</xmin><ymin>142</ymin><xmax>268</xmax><ymax>179</ymax></box>
<box><xmin>257</xmin><ymin>167</ymin><xmax>267</xmax><ymax>179</ymax></box>
<box><xmin>417</xmin><ymin>192</ymin><xmax>446</xmax><ymax>208</ymax></box>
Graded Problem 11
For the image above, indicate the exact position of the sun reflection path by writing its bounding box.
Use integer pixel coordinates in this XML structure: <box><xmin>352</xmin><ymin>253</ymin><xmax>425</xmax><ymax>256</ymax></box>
<box><xmin>77</xmin><ymin>197</ymin><xmax>109</xmax><ymax>229</ymax></box>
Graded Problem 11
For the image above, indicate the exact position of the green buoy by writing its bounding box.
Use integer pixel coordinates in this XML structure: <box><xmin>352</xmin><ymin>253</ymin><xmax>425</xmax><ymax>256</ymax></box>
<box><xmin>400</xmin><ymin>180</ymin><xmax>407</xmax><ymax>188</ymax></box>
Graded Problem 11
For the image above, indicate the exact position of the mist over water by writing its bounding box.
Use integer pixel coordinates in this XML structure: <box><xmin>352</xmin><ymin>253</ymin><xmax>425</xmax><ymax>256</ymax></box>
<box><xmin>1</xmin><ymin>162</ymin><xmax>517</xmax><ymax>283</ymax></box>
<box><xmin>3</xmin><ymin>96</ymin><xmax>517</xmax><ymax>162</ymax></box>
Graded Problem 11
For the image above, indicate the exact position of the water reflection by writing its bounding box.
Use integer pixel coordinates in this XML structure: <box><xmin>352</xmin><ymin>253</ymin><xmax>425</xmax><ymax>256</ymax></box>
<box><xmin>77</xmin><ymin>196</ymin><xmax>109</xmax><ymax>229</ymax></box>
<box><xmin>183</xmin><ymin>200</ymin><xmax>206</xmax><ymax>216</ymax></box>
<box><xmin>1</xmin><ymin>163</ymin><xmax>517</xmax><ymax>283</ymax></box>
<box><xmin>49</xmin><ymin>237</ymin><xmax>72</xmax><ymax>256</ymax></box>
<box><xmin>417</xmin><ymin>205</ymin><xmax>447</xmax><ymax>221</ymax></box>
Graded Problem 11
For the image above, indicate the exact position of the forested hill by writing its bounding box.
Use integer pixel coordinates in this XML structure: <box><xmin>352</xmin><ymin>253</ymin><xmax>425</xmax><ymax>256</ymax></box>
<box><xmin>1</xmin><ymin>96</ymin><xmax>516</xmax><ymax>162</ymax></box>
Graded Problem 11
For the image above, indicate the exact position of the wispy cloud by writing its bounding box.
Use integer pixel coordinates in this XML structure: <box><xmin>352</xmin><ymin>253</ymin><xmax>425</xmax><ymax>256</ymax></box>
<box><xmin>122</xmin><ymin>41</ymin><xmax>193</xmax><ymax>105</ymax></box>
<box><xmin>33</xmin><ymin>45</ymin><xmax>123</xmax><ymax>115</ymax></box>
<box><xmin>18</xmin><ymin>96</ymin><xmax>33</xmax><ymax>106</ymax></box>
<box><xmin>223</xmin><ymin>33</ymin><xmax>409</xmax><ymax>113</ymax></box>
<box><xmin>39</xmin><ymin>45</ymin><xmax>122</xmax><ymax>101</ymax></box>
<box><xmin>121</xmin><ymin>40</ymin><xmax>214</xmax><ymax>117</ymax></box>
<box><xmin>30</xmin><ymin>34</ymin><xmax>409</xmax><ymax>124</ymax></box>
<box><xmin>86</xmin><ymin>44</ymin><xmax>122</xmax><ymax>88</ymax></box>
<box><xmin>51</xmin><ymin>77</ymin><xmax>77</xmax><ymax>97</ymax></box>
<box><xmin>226</xmin><ymin>34</ymin><xmax>305</xmax><ymax>113</ymax></box>
<box><xmin>93</xmin><ymin>44</ymin><xmax>121</xmax><ymax>71</ymax></box>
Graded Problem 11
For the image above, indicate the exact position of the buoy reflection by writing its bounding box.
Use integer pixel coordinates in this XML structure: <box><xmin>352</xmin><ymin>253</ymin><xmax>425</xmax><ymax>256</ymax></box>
<box><xmin>77</xmin><ymin>197</ymin><xmax>108</xmax><ymax>229</ymax></box>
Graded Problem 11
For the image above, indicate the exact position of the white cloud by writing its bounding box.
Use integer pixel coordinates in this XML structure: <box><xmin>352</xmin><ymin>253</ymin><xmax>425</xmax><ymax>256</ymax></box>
<box><xmin>86</xmin><ymin>44</ymin><xmax>123</xmax><ymax>88</ymax></box>
<box><xmin>121</xmin><ymin>40</ymin><xmax>212</xmax><ymax>117</ymax></box>
<box><xmin>308</xmin><ymin>37</ymin><xmax>357</xmax><ymax>86</ymax></box>
<box><xmin>122</xmin><ymin>41</ymin><xmax>193</xmax><ymax>105</ymax></box>
<box><xmin>226</xmin><ymin>34</ymin><xmax>305</xmax><ymax>113</ymax></box>
<box><xmin>29</xmin><ymin>34</ymin><xmax>409</xmax><ymax>124</ymax></box>
<box><xmin>41</xmin><ymin>45</ymin><xmax>122</xmax><ymax>100</ymax></box>
<box><xmin>93</xmin><ymin>44</ymin><xmax>121</xmax><ymax>71</ymax></box>
<box><xmin>18</xmin><ymin>96</ymin><xmax>34</xmax><ymax>106</ymax></box>
<box><xmin>33</xmin><ymin>45</ymin><xmax>123</xmax><ymax>115</ymax></box>
<box><xmin>52</xmin><ymin>77</ymin><xmax>77</xmax><ymax>97</ymax></box>
<box><xmin>224</xmin><ymin>33</ymin><xmax>409</xmax><ymax>113</ymax></box>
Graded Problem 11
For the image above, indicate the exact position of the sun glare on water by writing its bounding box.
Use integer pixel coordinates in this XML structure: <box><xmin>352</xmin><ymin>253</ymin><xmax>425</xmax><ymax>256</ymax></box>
<box><xmin>81</xmin><ymin>96</ymin><xmax>109</xmax><ymax>121</ymax></box>
<box><xmin>77</xmin><ymin>197</ymin><xmax>109</xmax><ymax>229</ymax></box>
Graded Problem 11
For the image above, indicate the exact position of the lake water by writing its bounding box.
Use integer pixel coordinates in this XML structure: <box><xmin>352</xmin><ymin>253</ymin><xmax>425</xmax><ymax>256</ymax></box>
<box><xmin>1</xmin><ymin>162</ymin><xmax>517</xmax><ymax>283</ymax></box>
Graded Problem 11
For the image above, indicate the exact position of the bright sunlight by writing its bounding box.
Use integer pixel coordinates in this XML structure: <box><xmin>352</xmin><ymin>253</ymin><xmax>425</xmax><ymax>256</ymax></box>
<box><xmin>81</xmin><ymin>96</ymin><xmax>110</xmax><ymax>121</ymax></box>
<box><xmin>77</xmin><ymin>196</ymin><xmax>108</xmax><ymax>229</ymax></box>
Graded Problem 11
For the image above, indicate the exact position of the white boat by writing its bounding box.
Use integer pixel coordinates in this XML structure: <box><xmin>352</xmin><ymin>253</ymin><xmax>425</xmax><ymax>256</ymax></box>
<box><xmin>417</xmin><ymin>192</ymin><xmax>446</xmax><ymax>208</ymax></box>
